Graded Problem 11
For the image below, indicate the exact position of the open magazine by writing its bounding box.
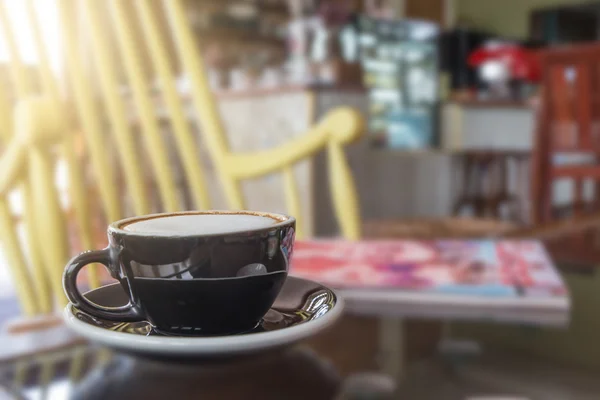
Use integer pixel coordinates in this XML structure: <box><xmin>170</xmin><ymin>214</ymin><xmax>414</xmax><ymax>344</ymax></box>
<box><xmin>290</xmin><ymin>239</ymin><xmax>567</xmax><ymax>298</ymax></box>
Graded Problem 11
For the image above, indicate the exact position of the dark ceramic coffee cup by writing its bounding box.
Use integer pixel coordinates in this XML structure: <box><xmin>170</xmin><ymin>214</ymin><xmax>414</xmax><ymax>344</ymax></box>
<box><xmin>63</xmin><ymin>210</ymin><xmax>296</xmax><ymax>336</ymax></box>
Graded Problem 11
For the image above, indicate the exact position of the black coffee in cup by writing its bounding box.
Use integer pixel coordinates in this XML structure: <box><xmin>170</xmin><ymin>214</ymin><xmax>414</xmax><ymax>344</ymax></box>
<box><xmin>63</xmin><ymin>211</ymin><xmax>295</xmax><ymax>335</ymax></box>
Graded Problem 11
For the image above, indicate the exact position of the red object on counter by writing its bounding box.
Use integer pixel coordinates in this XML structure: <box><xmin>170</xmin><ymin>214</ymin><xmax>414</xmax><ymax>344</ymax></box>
<box><xmin>468</xmin><ymin>43</ymin><xmax>541</xmax><ymax>82</ymax></box>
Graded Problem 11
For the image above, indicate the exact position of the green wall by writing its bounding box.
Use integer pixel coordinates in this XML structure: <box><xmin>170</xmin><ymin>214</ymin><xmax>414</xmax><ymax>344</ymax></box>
<box><xmin>456</xmin><ymin>0</ymin><xmax>597</xmax><ymax>39</ymax></box>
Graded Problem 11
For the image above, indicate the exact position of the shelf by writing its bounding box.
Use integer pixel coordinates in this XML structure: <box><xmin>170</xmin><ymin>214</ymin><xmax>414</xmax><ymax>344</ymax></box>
<box><xmin>214</xmin><ymin>83</ymin><xmax>366</xmax><ymax>99</ymax></box>
<box><xmin>196</xmin><ymin>27</ymin><xmax>286</xmax><ymax>51</ymax></box>
<box><xmin>188</xmin><ymin>0</ymin><xmax>290</xmax><ymax>49</ymax></box>
<box><xmin>192</xmin><ymin>0</ymin><xmax>289</xmax><ymax>20</ymax></box>
<box><xmin>254</xmin><ymin>1</ymin><xmax>289</xmax><ymax>16</ymax></box>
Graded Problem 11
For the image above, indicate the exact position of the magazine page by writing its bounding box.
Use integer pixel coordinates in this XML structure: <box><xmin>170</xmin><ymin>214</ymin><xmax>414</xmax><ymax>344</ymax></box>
<box><xmin>291</xmin><ymin>239</ymin><xmax>522</xmax><ymax>297</ymax></box>
<box><xmin>494</xmin><ymin>240</ymin><xmax>568</xmax><ymax>298</ymax></box>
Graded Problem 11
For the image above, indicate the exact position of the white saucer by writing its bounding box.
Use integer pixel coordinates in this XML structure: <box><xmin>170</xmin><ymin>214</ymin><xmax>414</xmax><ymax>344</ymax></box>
<box><xmin>63</xmin><ymin>276</ymin><xmax>343</xmax><ymax>358</ymax></box>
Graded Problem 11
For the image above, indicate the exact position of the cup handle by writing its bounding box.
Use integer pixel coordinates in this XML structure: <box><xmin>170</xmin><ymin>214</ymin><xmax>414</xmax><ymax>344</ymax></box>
<box><xmin>63</xmin><ymin>248</ymin><xmax>142</xmax><ymax>322</ymax></box>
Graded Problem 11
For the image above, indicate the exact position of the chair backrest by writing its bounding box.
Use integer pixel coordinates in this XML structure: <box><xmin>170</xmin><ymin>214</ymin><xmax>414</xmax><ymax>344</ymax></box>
<box><xmin>0</xmin><ymin>0</ymin><xmax>364</xmax><ymax>316</ymax></box>
<box><xmin>0</xmin><ymin>0</ymin><xmax>78</xmax><ymax>316</ymax></box>
<box><xmin>531</xmin><ymin>43</ymin><xmax>600</xmax><ymax>225</ymax></box>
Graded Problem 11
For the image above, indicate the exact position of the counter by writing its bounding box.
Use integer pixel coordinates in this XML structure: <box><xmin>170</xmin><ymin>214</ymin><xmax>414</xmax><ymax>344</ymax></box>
<box><xmin>441</xmin><ymin>99</ymin><xmax>535</xmax><ymax>152</ymax></box>
<box><xmin>158</xmin><ymin>88</ymin><xmax>538</xmax><ymax>235</ymax></box>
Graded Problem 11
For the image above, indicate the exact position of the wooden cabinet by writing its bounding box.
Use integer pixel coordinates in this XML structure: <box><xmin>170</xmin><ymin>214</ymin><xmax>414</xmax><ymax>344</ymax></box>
<box><xmin>405</xmin><ymin>0</ymin><xmax>446</xmax><ymax>27</ymax></box>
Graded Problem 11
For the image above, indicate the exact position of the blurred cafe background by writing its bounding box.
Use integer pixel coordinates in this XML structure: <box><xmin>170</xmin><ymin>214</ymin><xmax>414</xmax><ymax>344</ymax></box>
<box><xmin>1</xmin><ymin>0</ymin><xmax>600</xmax><ymax>398</ymax></box>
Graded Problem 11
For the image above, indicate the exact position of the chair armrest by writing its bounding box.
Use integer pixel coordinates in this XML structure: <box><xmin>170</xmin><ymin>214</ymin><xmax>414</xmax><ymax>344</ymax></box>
<box><xmin>224</xmin><ymin>107</ymin><xmax>365</xmax><ymax>180</ymax></box>
<box><xmin>0</xmin><ymin>323</ymin><xmax>85</xmax><ymax>364</ymax></box>
<box><xmin>2</xmin><ymin>314</ymin><xmax>64</xmax><ymax>335</ymax></box>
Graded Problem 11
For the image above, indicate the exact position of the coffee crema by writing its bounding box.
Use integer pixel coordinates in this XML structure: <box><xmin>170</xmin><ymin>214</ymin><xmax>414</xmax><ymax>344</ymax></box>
<box><xmin>122</xmin><ymin>213</ymin><xmax>279</xmax><ymax>236</ymax></box>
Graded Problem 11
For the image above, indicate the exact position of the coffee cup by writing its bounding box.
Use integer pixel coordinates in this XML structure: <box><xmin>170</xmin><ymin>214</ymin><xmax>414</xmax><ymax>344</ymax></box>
<box><xmin>63</xmin><ymin>210</ymin><xmax>296</xmax><ymax>336</ymax></box>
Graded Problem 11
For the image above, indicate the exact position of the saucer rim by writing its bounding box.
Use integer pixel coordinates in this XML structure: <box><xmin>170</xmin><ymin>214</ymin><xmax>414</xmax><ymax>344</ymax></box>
<box><xmin>63</xmin><ymin>277</ymin><xmax>344</xmax><ymax>356</ymax></box>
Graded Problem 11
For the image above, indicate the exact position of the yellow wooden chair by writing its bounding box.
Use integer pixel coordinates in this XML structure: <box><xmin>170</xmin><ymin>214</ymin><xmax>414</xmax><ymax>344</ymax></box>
<box><xmin>0</xmin><ymin>0</ymin><xmax>401</xmax><ymax>380</ymax></box>
<box><xmin>0</xmin><ymin>0</ymin><xmax>214</xmax><ymax>318</ymax></box>
<box><xmin>0</xmin><ymin>0</ymin><xmax>363</xmax><ymax>319</ymax></box>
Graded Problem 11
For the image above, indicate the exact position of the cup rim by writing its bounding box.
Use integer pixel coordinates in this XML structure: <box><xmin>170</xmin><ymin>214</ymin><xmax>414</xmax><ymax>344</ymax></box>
<box><xmin>108</xmin><ymin>210</ymin><xmax>295</xmax><ymax>238</ymax></box>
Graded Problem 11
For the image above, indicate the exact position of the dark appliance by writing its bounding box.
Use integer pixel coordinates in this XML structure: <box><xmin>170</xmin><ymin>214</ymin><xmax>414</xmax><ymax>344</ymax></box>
<box><xmin>439</xmin><ymin>28</ymin><xmax>492</xmax><ymax>90</ymax></box>
<box><xmin>530</xmin><ymin>6</ymin><xmax>599</xmax><ymax>44</ymax></box>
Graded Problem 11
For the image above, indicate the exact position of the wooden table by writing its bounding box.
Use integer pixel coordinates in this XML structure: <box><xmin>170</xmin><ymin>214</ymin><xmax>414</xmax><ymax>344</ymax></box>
<box><xmin>292</xmin><ymin>239</ymin><xmax>571</xmax><ymax>383</ymax></box>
